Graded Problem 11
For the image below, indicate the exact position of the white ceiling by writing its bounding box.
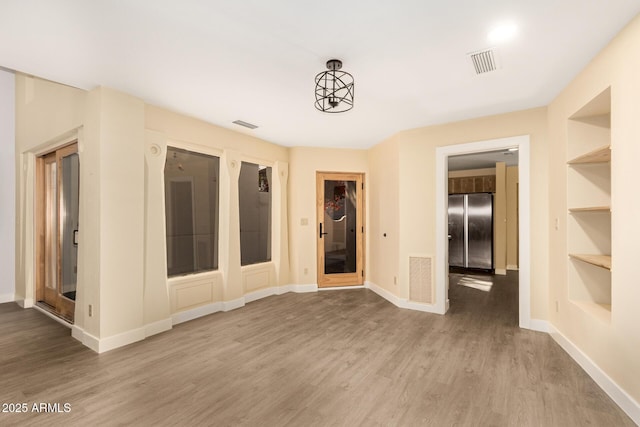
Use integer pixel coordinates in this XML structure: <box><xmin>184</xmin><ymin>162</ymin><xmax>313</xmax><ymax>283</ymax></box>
<box><xmin>1</xmin><ymin>1</ymin><xmax>639</xmax><ymax>149</ymax></box>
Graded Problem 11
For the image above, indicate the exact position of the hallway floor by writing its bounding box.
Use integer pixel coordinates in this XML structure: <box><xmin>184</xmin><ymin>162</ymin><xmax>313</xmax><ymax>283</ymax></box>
<box><xmin>448</xmin><ymin>269</ymin><xmax>519</xmax><ymax>323</ymax></box>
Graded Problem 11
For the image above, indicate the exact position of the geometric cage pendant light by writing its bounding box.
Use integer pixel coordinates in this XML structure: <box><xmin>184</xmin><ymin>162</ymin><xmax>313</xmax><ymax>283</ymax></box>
<box><xmin>314</xmin><ymin>59</ymin><xmax>355</xmax><ymax>113</ymax></box>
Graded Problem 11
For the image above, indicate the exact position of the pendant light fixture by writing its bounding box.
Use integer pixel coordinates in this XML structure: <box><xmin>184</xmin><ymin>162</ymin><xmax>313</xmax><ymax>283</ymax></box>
<box><xmin>314</xmin><ymin>59</ymin><xmax>354</xmax><ymax>113</ymax></box>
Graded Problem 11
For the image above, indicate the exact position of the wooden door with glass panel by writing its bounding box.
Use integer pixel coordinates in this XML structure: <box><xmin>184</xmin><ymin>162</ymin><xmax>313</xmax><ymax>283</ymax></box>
<box><xmin>36</xmin><ymin>143</ymin><xmax>79</xmax><ymax>322</ymax></box>
<box><xmin>316</xmin><ymin>172</ymin><xmax>364</xmax><ymax>287</ymax></box>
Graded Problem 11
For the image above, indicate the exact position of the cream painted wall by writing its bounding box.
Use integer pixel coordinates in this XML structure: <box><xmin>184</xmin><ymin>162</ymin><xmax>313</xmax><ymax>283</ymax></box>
<box><xmin>548</xmin><ymin>14</ymin><xmax>640</xmax><ymax>405</ymax></box>
<box><xmin>369</xmin><ymin>108</ymin><xmax>548</xmax><ymax>319</ymax></box>
<box><xmin>368</xmin><ymin>138</ymin><xmax>400</xmax><ymax>294</ymax></box>
<box><xmin>15</xmin><ymin>82</ymin><xmax>147</xmax><ymax>342</ymax></box>
<box><xmin>14</xmin><ymin>75</ymin><xmax>292</xmax><ymax>351</ymax></box>
<box><xmin>0</xmin><ymin>69</ymin><xmax>15</xmax><ymax>303</ymax></box>
<box><xmin>145</xmin><ymin>106</ymin><xmax>290</xmax><ymax>305</ymax></box>
<box><xmin>14</xmin><ymin>74</ymin><xmax>86</xmax><ymax>314</ymax></box>
<box><xmin>93</xmin><ymin>87</ymin><xmax>146</xmax><ymax>339</ymax></box>
<box><xmin>288</xmin><ymin>147</ymin><xmax>369</xmax><ymax>285</ymax></box>
<box><xmin>145</xmin><ymin>105</ymin><xmax>288</xmax><ymax>164</ymax></box>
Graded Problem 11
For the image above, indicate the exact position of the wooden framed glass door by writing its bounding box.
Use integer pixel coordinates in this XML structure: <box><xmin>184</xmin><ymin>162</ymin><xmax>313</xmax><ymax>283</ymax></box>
<box><xmin>36</xmin><ymin>143</ymin><xmax>79</xmax><ymax>322</ymax></box>
<box><xmin>316</xmin><ymin>172</ymin><xmax>364</xmax><ymax>287</ymax></box>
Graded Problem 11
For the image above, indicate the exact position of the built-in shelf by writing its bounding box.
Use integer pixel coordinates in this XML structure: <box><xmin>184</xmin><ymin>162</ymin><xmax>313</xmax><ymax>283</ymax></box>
<box><xmin>572</xmin><ymin>300</ymin><xmax>612</xmax><ymax>323</ymax></box>
<box><xmin>567</xmin><ymin>145</ymin><xmax>611</xmax><ymax>164</ymax></box>
<box><xmin>569</xmin><ymin>253</ymin><xmax>611</xmax><ymax>270</ymax></box>
<box><xmin>569</xmin><ymin>206</ymin><xmax>611</xmax><ymax>213</ymax></box>
<box><xmin>566</xmin><ymin>88</ymin><xmax>612</xmax><ymax>323</ymax></box>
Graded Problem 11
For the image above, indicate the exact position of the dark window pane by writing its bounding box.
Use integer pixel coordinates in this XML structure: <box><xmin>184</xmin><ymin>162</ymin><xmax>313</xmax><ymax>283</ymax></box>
<box><xmin>164</xmin><ymin>147</ymin><xmax>219</xmax><ymax>276</ymax></box>
<box><xmin>239</xmin><ymin>162</ymin><xmax>272</xmax><ymax>266</ymax></box>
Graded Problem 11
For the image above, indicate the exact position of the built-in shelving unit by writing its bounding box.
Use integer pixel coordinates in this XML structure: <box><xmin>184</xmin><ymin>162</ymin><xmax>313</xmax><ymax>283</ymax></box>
<box><xmin>566</xmin><ymin>87</ymin><xmax>612</xmax><ymax>322</ymax></box>
<box><xmin>568</xmin><ymin>206</ymin><xmax>610</xmax><ymax>213</ymax></box>
<box><xmin>567</xmin><ymin>145</ymin><xmax>611</xmax><ymax>164</ymax></box>
<box><xmin>571</xmin><ymin>301</ymin><xmax>612</xmax><ymax>324</ymax></box>
<box><xmin>568</xmin><ymin>254</ymin><xmax>611</xmax><ymax>270</ymax></box>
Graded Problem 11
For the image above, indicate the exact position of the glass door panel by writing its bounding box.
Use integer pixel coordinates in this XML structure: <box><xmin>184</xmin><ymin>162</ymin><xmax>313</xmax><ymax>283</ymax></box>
<box><xmin>323</xmin><ymin>180</ymin><xmax>357</xmax><ymax>274</ymax></box>
<box><xmin>43</xmin><ymin>154</ymin><xmax>59</xmax><ymax>306</ymax></box>
<box><xmin>60</xmin><ymin>152</ymin><xmax>79</xmax><ymax>301</ymax></box>
<box><xmin>317</xmin><ymin>172</ymin><xmax>364</xmax><ymax>287</ymax></box>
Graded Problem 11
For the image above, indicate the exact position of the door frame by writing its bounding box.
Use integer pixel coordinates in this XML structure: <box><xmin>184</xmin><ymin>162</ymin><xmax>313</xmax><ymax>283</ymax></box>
<box><xmin>436</xmin><ymin>135</ymin><xmax>531</xmax><ymax>328</ymax></box>
<box><xmin>35</xmin><ymin>141</ymin><xmax>79</xmax><ymax>322</ymax></box>
<box><xmin>316</xmin><ymin>172</ymin><xmax>365</xmax><ymax>288</ymax></box>
<box><xmin>37</xmin><ymin>151</ymin><xmax>60</xmax><ymax>309</ymax></box>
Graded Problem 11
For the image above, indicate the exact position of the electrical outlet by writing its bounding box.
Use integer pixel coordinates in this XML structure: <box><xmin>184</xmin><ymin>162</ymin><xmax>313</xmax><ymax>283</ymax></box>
<box><xmin>304</xmin><ymin>268</ymin><xmax>308</xmax><ymax>275</ymax></box>
<box><xmin>555</xmin><ymin>217</ymin><xmax>559</xmax><ymax>230</ymax></box>
<box><xmin>394</xmin><ymin>276</ymin><xmax>397</xmax><ymax>285</ymax></box>
<box><xmin>88</xmin><ymin>304</ymin><xmax>93</xmax><ymax>317</ymax></box>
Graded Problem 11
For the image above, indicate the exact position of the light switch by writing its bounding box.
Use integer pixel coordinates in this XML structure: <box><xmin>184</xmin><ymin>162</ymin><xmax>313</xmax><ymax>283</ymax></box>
<box><xmin>300</xmin><ymin>218</ymin><xmax>308</xmax><ymax>226</ymax></box>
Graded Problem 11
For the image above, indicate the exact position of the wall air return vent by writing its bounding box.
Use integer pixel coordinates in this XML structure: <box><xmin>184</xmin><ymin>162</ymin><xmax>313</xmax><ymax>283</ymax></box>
<box><xmin>409</xmin><ymin>255</ymin><xmax>434</xmax><ymax>304</ymax></box>
<box><xmin>468</xmin><ymin>48</ymin><xmax>499</xmax><ymax>75</ymax></box>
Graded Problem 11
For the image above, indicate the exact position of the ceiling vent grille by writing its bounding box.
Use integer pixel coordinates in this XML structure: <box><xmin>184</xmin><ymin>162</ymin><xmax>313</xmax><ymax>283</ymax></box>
<box><xmin>468</xmin><ymin>48</ymin><xmax>498</xmax><ymax>75</ymax></box>
<box><xmin>232</xmin><ymin>120</ymin><xmax>258</xmax><ymax>129</ymax></box>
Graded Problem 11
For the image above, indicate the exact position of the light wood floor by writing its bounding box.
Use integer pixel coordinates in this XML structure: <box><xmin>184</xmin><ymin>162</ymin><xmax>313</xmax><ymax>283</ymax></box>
<box><xmin>0</xmin><ymin>273</ymin><xmax>634</xmax><ymax>426</ymax></box>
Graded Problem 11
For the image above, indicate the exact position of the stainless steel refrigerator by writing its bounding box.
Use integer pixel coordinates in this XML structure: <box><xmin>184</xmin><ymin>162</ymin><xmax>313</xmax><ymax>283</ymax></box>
<box><xmin>448</xmin><ymin>193</ymin><xmax>493</xmax><ymax>270</ymax></box>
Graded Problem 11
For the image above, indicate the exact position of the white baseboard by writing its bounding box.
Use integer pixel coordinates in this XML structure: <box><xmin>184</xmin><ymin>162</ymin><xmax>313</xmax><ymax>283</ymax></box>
<box><xmin>318</xmin><ymin>285</ymin><xmax>365</xmax><ymax>291</ymax></box>
<box><xmin>495</xmin><ymin>268</ymin><xmax>507</xmax><ymax>275</ymax></box>
<box><xmin>16</xmin><ymin>298</ymin><xmax>34</xmax><ymax>308</ymax></box>
<box><xmin>71</xmin><ymin>326</ymin><xmax>100</xmax><ymax>353</ymax></box>
<box><xmin>71</xmin><ymin>325</ymin><xmax>85</xmax><ymax>343</ymax></box>
<box><xmin>97</xmin><ymin>328</ymin><xmax>146</xmax><ymax>353</ymax></box>
<box><xmin>145</xmin><ymin>318</ymin><xmax>172</xmax><ymax>337</ymax></box>
<box><xmin>246</xmin><ymin>284</ymin><xmax>319</xmax><ymax>302</ymax></box>
<box><xmin>69</xmin><ymin>324</ymin><xmax>142</xmax><ymax>354</ymax></box>
<box><xmin>222</xmin><ymin>297</ymin><xmax>245</xmax><ymax>312</ymax></box>
<box><xmin>30</xmin><ymin>305</ymin><xmax>171</xmax><ymax>352</ymax></box>
<box><xmin>277</xmin><ymin>284</ymin><xmax>318</xmax><ymax>294</ymax></box>
<box><xmin>245</xmin><ymin>287</ymin><xmax>277</xmax><ymax>303</ymax></box>
<box><xmin>365</xmin><ymin>281</ymin><xmax>443</xmax><ymax>314</ymax></box>
<box><xmin>365</xmin><ymin>280</ymin><xmax>404</xmax><ymax>307</ymax></box>
<box><xmin>507</xmin><ymin>264</ymin><xmax>519</xmax><ymax>271</ymax></box>
<box><xmin>172</xmin><ymin>301</ymin><xmax>223</xmax><ymax>325</ymax></box>
<box><xmin>527</xmin><ymin>319</ymin><xmax>549</xmax><ymax>333</ymax></box>
<box><xmin>172</xmin><ymin>284</ymin><xmax>319</xmax><ymax>328</ymax></box>
<box><xmin>172</xmin><ymin>285</ymin><xmax>318</xmax><ymax>327</ymax></box>
<box><xmin>0</xmin><ymin>293</ymin><xmax>15</xmax><ymax>303</ymax></box>
<box><xmin>549</xmin><ymin>324</ymin><xmax>640</xmax><ymax>425</ymax></box>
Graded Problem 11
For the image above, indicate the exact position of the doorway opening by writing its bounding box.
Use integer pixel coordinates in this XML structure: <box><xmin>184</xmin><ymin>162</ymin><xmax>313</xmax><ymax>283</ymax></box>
<box><xmin>436</xmin><ymin>135</ymin><xmax>531</xmax><ymax>329</ymax></box>
<box><xmin>316</xmin><ymin>172</ymin><xmax>365</xmax><ymax>288</ymax></box>
<box><xmin>35</xmin><ymin>142</ymin><xmax>79</xmax><ymax>323</ymax></box>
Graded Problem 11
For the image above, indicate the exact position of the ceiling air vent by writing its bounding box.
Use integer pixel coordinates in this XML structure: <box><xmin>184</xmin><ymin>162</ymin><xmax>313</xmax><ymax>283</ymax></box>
<box><xmin>468</xmin><ymin>48</ymin><xmax>498</xmax><ymax>75</ymax></box>
<box><xmin>232</xmin><ymin>120</ymin><xmax>258</xmax><ymax>129</ymax></box>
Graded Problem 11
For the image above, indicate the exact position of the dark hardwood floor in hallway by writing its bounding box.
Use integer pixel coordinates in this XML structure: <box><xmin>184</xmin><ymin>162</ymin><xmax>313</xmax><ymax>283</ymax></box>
<box><xmin>0</xmin><ymin>275</ymin><xmax>634</xmax><ymax>426</ymax></box>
